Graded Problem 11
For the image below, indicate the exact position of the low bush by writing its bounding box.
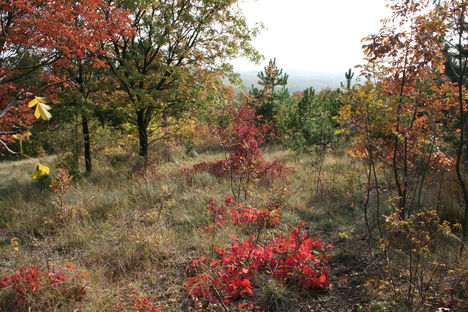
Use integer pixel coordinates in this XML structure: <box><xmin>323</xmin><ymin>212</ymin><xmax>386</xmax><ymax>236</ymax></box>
<box><xmin>186</xmin><ymin>106</ymin><xmax>288</xmax><ymax>199</ymax></box>
<box><xmin>0</xmin><ymin>263</ymin><xmax>86</xmax><ymax>311</ymax></box>
<box><xmin>184</xmin><ymin>222</ymin><xmax>332</xmax><ymax>310</ymax></box>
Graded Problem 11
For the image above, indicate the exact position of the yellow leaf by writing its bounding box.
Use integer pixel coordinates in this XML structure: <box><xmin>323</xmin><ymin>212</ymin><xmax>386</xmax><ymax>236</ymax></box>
<box><xmin>12</xmin><ymin>131</ymin><xmax>32</xmax><ymax>141</ymax></box>
<box><xmin>28</xmin><ymin>97</ymin><xmax>47</xmax><ymax>107</ymax></box>
<box><xmin>32</xmin><ymin>163</ymin><xmax>50</xmax><ymax>179</ymax></box>
<box><xmin>28</xmin><ymin>97</ymin><xmax>39</xmax><ymax>108</ymax></box>
<box><xmin>34</xmin><ymin>102</ymin><xmax>52</xmax><ymax>120</ymax></box>
<box><xmin>338</xmin><ymin>231</ymin><xmax>350</xmax><ymax>239</ymax></box>
<box><xmin>28</xmin><ymin>97</ymin><xmax>52</xmax><ymax>120</ymax></box>
<box><xmin>10</xmin><ymin>237</ymin><xmax>20</xmax><ymax>251</ymax></box>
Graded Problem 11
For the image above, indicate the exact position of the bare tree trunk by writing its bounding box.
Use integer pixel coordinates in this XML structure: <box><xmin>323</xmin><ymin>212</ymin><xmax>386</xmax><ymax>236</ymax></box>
<box><xmin>82</xmin><ymin>113</ymin><xmax>92</xmax><ymax>175</ymax></box>
<box><xmin>453</xmin><ymin>4</ymin><xmax>468</xmax><ymax>242</ymax></box>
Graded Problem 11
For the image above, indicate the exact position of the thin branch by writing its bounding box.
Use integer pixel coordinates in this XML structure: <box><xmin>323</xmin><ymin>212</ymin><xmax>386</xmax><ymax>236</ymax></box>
<box><xmin>0</xmin><ymin>138</ymin><xmax>18</xmax><ymax>154</ymax></box>
<box><xmin>0</xmin><ymin>78</ymin><xmax>73</xmax><ymax>118</ymax></box>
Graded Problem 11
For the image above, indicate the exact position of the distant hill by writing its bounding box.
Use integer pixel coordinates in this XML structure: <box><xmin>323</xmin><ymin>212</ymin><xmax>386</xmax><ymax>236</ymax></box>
<box><xmin>235</xmin><ymin>70</ymin><xmax>345</xmax><ymax>93</ymax></box>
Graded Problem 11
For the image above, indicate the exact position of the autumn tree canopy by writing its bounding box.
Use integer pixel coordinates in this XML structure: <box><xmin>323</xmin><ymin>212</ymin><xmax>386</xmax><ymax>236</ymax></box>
<box><xmin>338</xmin><ymin>0</ymin><xmax>467</xmax><ymax>237</ymax></box>
<box><xmin>0</xmin><ymin>0</ymin><xmax>132</xmax><ymax>147</ymax></box>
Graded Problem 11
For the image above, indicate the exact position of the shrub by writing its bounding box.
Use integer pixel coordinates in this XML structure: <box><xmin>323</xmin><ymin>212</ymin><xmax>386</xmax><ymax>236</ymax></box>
<box><xmin>184</xmin><ymin>222</ymin><xmax>331</xmax><ymax>310</ymax></box>
<box><xmin>373</xmin><ymin>209</ymin><xmax>465</xmax><ymax>308</ymax></box>
<box><xmin>49</xmin><ymin>168</ymin><xmax>88</xmax><ymax>227</ymax></box>
<box><xmin>0</xmin><ymin>263</ymin><xmax>86</xmax><ymax>311</ymax></box>
<box><xmin>187</xmin><ymin>105</ymin><xmax>288</xmax><ymax>199</ymax></box>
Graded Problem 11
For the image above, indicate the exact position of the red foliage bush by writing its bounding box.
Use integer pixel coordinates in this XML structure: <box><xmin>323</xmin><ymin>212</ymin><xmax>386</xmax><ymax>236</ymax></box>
<box><xmin>0</xmin><ymin>263</ymin><xmax>86</xmax><ymax>308</ymax></box>
<box><xmin>186</xmin><ymin>105</ymin><xmax>288</xmax><ymax>195</ymax></box>
<box><xmin>184</xmin><ymin>222</ymin><xmax>331</xmax><ymax>308</ymax></box>
<box><xmin>192</xmin><ymin>160</ymin><xmax>230</xmax><ymax>178</ymax></box>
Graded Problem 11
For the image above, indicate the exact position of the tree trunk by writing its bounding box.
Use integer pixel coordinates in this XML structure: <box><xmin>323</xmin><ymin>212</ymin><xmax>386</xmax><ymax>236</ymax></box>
<box><xmin>82</xmin><ymin>113</ymin><xmax>92</xmax><ymax>175</ymax></box>
<box><xmin>454</xmin><ymin>4</ymin><xmax>468</xmax><ymax>243</ymax></box>
<box><xmin>137</xmin><ymin>109</ymin><xmax>149</xmax><ymax>159</ymax></box>
<box><xmin>456</xmin><ymin>71</ymin><xmax>467</xmax><ymax>242</ymax></box>
<box><xmin>74</xmin><ymin>115</ymin><xmax>80</xmax><ymax>163</ymax></box>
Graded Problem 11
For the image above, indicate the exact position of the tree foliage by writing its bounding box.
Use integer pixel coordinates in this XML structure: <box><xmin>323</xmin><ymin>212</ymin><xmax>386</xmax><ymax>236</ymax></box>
<box><xmin>338</xmin><ymin>0</ymin><xmax>467</xmax><ymax>237</ymax></box>
<box><xmin>105</xmin><ymin>0</ymin><xmax>261</xmax><ymax>158</ymax></box>
<box><xmin>0</xmin><ymin>0</ymin><xmax>132</xmax><ymax>155</ymax></box>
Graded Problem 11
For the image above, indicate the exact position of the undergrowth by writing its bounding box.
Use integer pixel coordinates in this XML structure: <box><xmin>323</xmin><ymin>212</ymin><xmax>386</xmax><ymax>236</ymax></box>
<box><xmin>0</xmin><ymin>147</ymin><xmax>466</xmax><ymax>311</ymax></box>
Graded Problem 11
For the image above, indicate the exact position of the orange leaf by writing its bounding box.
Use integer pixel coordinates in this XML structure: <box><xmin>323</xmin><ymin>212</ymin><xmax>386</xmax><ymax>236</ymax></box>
<box><xmin>64</xmin><ymin>262</ymin><xmax>75</xmax><ymax>269</ymax></box>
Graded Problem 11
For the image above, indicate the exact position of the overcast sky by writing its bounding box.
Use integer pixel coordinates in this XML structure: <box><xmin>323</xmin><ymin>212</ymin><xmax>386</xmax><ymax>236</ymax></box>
<box><xmin>231</xmin><ymin>0</ymin><xmax>390</xmax><ymax>73</ymax></box>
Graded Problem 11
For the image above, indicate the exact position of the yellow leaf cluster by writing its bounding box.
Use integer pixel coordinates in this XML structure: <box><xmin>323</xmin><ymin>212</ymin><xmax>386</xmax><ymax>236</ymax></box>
<box><xmin>28</xmin><ymin>97</ymin><xmax>52</xmax><ymax>120</ymax></box>
<box><xmin>32</xmin><ymin>163</ymin><xmax>50</xmax><ymax>179</ymax></box>
<box><xmin>12</xmin><ymin>131</ymin><xmax>31</xmax><ymax>141</ymax></box>
<box><xmin>10</xmin><ymin>237</ymin><xmax>20</xmax><ymax>251</ymax></box>
<box><xmin>338</xmin><ymin>231</ymin><xmax>350</xmax><ymax>239</ymax></box>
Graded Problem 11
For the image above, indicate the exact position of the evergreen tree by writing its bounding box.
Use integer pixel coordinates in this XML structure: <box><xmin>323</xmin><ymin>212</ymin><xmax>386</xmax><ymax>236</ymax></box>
<box><xmin>444</xmin><ymin>44</ymin><xmax>468</xmax><ymax>87</ymax></box>
<box><xmin>288</xmin><ymin>88</ymin><xmax>342</xmax><ymax>150</ymax></box>
<box><xmin>251</xmin><ymin>59</ymin><xmax>289</xmax><ymax>127</ymax></box>
<box><xmin>257</xmin><ymin>58</ymin><xmax>289</xmax><ymax>93</ymax></box>
<box><xmin>340</xmin><ymin>68</ymin><xmax>354</xmax><ymax>90</ymax></box>
<box><xmin>297</xmin><ymin>87</ymin><xmax>315</xmax><ymax>120</ymax></box>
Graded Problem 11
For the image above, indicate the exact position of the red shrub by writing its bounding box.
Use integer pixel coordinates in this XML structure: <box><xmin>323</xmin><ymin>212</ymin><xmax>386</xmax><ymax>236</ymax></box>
<box><xmin>192</xmin><ymin>160</ymin><xmax>229</xmax><ymax>178</ymax></box>
<box><xmin>186</xmin><ymin>106</ymin><xmax>288</xmax><ymax>197</ymax></box>
<box><xmin>0</xmin><ymin>263</ymin><xmax>86</xmax><ymax>307</ymax></box>
<box><xmin>256</xmin><ymin>159</ymin><xmax>289</xmax><ymax>186</ymax></box>
<box><xmin>184</xmin><ymin>222</ymin><xmax>331</xmax><ymax>308</ymax></box>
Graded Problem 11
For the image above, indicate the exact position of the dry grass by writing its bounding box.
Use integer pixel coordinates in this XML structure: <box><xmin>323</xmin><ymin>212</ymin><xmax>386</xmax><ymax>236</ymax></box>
<box><xmin>0</xmin><ymin>148</ymin><xmax>466</xmax><ymax>311</ymax></box>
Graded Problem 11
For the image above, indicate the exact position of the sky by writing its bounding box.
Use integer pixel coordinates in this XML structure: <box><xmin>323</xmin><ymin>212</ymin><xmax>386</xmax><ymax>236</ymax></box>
<box><xmin>231</xmin><ymin>0</ymin><xmax>390</xmax><ymax>73</ymax></box>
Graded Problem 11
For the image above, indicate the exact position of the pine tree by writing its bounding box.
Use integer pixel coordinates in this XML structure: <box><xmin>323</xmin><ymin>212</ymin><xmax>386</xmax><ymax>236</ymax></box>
<box><xmin>257</xmin><ymin>58</ymin><xmax>289</xmax><ymax>94</ymax></box>
<box><xmin>444</xmin><ymin>44</ymin><xmax>468</xmax><ymax>87</ymax></box>
<box><xmin>249</xmin><ymin>59</ymin><xmax>290</xmax><ymax>139</ymax></box>
<box><xmin>297</xmin><ymin>87</ymin><xmax>315</xmax><ymax>124</ymax></box>
<box><xmin>340</xmin><ymin>68</ymin><xmax>354</xmax><ymax>90</ymax></box>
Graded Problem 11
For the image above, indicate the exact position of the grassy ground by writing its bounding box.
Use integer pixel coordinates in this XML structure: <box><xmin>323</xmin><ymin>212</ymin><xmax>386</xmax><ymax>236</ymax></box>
<box><xmin>0</xmin><ymin>148</ymin><xmax>465</xmax><ymax>311</ymax></box>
